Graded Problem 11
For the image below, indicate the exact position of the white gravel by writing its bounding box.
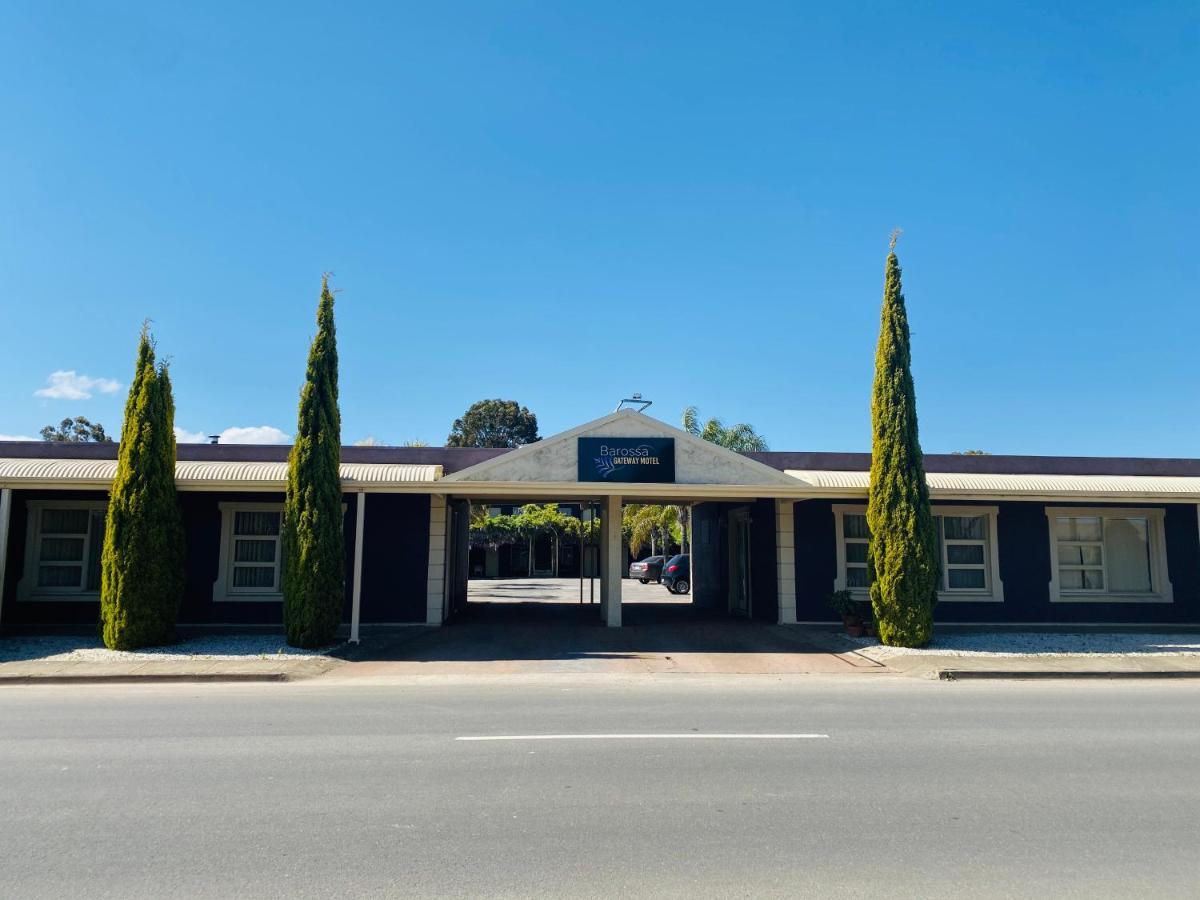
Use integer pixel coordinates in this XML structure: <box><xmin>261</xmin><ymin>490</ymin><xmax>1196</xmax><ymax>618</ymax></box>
<box><xmin>0</xmin><ymin>634</ymin><xmax>341</xmax><ymax>663</ymax></box>
<box><xmin>843</xmin><ymin>631</ymin><xmax>1200</xmax><ymax>660</ymax></box>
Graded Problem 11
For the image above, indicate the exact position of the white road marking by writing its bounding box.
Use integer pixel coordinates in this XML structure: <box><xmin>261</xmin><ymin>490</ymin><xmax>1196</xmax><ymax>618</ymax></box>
<box><xmin>455</xmin><ymin>733</ymin><xmax>829</xmax><ymax>741</ymax></box>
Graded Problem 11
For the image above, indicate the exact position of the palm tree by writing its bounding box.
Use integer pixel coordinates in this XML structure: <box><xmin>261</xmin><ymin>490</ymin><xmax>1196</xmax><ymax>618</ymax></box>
<box><xmin>624</xmin><ymin>504</ymin><xmax>680</xmax><ymax>558</ymax></box>
<box><xmin>672</xmin><ymin>407</ymin><xmax>770</xmax><ymax>554</ymax></box>
<box><xmin>681</xmin><ymin>406</ymin><xmax>769</xmax><ymax>452</ymax></box>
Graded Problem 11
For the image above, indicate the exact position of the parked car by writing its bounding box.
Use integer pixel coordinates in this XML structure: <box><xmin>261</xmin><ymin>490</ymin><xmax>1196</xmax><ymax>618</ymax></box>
<box><xmin>628</xmin><ymin>555</ymin><xmax>665</xmax><ymax>583</ymax></box>
<box><xmin>661</xmin><ymin>554</ymin><xmax>690</xmax><ymax>594</ymax></box>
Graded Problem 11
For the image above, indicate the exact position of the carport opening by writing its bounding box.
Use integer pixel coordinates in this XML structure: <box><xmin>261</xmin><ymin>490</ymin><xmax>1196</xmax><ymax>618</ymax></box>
<box><xmin>443</xmin><ymin>497</ymin><xmax>780</xmax><ymax>625</ymax></box>
<box><xmin>454</xmin><ymin>499</ymin><xmax>691</xmax><ymax>623</ymax></box>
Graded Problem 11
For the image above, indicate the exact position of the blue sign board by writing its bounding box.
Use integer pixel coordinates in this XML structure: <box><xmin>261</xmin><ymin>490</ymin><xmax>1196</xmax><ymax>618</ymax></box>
<box><xmin>578</xmin><ymin>437</ymin><xmax>676</xmax><ymax>483</ymax></box>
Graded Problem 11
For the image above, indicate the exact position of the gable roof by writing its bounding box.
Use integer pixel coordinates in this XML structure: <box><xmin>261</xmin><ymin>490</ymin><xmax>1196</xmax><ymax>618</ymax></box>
<box><xmin>441</xmin><ymin>409</ymin><xmax>800</xmax><ymax>489</ymax></box>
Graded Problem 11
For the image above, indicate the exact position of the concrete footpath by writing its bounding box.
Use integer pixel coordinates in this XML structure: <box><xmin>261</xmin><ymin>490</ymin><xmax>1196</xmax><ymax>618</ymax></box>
<box><xmin>3</xmin><ymin>624</ymin><xmax>1200</xmax><ymax>683</ymax></box>
<box><xmin>0</xmin><ymin>656</ymin><xmax>343</xmax><ymax>684</ymax></box>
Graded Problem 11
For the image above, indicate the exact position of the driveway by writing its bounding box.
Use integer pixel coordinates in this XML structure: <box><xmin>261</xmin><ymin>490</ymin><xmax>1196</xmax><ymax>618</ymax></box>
<box><xmin>333</xmin><ymin>578</ymin><xmax>885</xmax><ymax>678</ymax></box>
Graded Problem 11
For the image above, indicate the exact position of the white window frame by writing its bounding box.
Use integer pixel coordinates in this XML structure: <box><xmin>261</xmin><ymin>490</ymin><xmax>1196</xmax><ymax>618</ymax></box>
<box><xmin>832</xmin><ymin>504</ymin><xmax>1004</xmax><ymax>602</ymax></box>
<box><xmin>933</xmin><ymin>505</ymin><xmax>1004</xmax><ymax>602</ymax></box>
<box><xmin>17</xmin><ymin>500</ymin><xmax>109</xmax><ymax>601</ymax></box>
<box><xmin>214</xmin><ymin>503</ymin><xmax>284</xmax><ymax>602</ymax></box>
<box><xmin>1046</xmin><ymin>507</ymin><xmax>1172</xmax><ymax>604</ymax></box>
<box><xmin>831</xmin><ymin>505</ymin><xmax>871</xmax><ymax>594</ymax></box>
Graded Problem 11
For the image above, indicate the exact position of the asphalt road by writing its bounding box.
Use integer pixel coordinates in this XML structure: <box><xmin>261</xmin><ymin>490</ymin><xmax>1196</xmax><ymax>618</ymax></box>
<box><xmin>2</xmin><ymin>677</ymin><xmax>1198</xmax><ymax>899</ymax></box>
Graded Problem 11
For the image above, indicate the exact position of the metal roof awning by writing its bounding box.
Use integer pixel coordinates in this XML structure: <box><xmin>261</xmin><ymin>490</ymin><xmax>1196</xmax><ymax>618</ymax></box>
<box><xmin>785</xmin><ymin>470</ymin><xmax>1200</xmax><ymax>502</ymax></box>
<box><xmin>0</xmin><ymin>459</ymin><xmax>442</xmax><ymax>491</ymax></box>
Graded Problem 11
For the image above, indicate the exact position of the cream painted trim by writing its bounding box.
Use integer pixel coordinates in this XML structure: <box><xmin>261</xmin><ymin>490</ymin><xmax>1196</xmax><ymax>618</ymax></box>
<box><xmin>0</xmin><ymin>489</ymin><xmax>12</xmax><ymax>620</ymax></box>
<box><xmin>426</xmin><ymin>496</ymin><xmax>448</xmax><ymax>625</ymax></box>
<box><xmin>775</xmin><ymin>499</ymin><xmax>797</xmax><ymax>625</ymax></box>
<box><xmin>214</xmin><ymin>502</ymin><xmax>284</xmax><ymax>602</ymax></box>
<box><xmin>1045</xmin><ymin>506</ymin><xmax>1173</xmax><ymax>604</ymax></box>
<box><xmin>831</xmin><ymin>503</ymin><xmax>1004</xmax><ymax>602</ymax></box>
<box><xmin>17</xmin><ymin>499</ymin><xmax>108</xmax><ymax>602</ymax></box>
<box><xmin>831</xmin><ymin>504</ymin><xmax>869</xmax><ymax>599</ymax></box>
<box><xmin>350</xmin><ymin>493</ymin><xmax>366</xmax><ymax>644</ymax></box>
<box><xmin>931</xmin><ymin>505</ymin><xmax>1004</xmax><ymax>603</ymax></box>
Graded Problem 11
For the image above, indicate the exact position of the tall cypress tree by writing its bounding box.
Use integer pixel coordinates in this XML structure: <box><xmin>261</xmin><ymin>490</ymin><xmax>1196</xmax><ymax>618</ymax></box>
<box><xmin>867</xmin><ymin>233</ymin><xmax>939</xmax><ymax>647</ymax></box>
<box><xmin>100</xmin><ymin>325</ymin><xmax>185</xmax><ymax>650</ymax></box>
<box><xmin>282</xmin><ymin>275</ymin><xmax>344</xmax><ymax>648</ymax></box>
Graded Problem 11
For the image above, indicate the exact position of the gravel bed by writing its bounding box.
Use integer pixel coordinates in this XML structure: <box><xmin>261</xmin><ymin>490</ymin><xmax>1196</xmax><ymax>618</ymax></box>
<box><xmin>843</xmin><ymin>631</ymin><xmax>1200</xmax><ymax>660</ymax></box>
<box><xmin>0</xmin><ymin>635</ymin><xmax>341</xmax><ymax>663</ymax></box>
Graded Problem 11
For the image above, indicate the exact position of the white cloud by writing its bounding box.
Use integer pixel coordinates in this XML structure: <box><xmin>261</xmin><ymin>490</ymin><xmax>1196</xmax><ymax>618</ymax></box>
<box><xmin>354</xmin><ymin>436</ymin><xmax>381</xmax><ymax>446</ymax></box>
<box><xmin>174</xmin><ymin>427</ymin><xmax>210</xmax><ymax>444</ymax></box>
<box><xmin>34</xmin><ymin>370</ymin><xmax>120</xmax><ymax>400</ymax></box>
<box><xmin>0</xmin><ymin>433</ymin><xmax>36</xmax><ymax>442</ymax></box>
<box><xmin>220</xmin><ymin>426</ymin><xmax>290</xmax><ymax>444</ymax></box>
<box><xmin>176</xmin><ymin>425</ymin><xmax>292</xmax><ymax>445</ymax></box>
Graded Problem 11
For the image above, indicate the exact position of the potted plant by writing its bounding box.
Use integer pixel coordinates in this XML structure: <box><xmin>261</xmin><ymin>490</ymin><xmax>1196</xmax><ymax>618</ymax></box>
<box><xmin>826</xmin><ymin>589</ymin><xmax>865</xmax><ymax>637</ymax></box>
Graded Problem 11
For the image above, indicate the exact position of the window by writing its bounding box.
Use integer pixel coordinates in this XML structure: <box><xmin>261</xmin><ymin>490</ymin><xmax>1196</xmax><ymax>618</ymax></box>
<box><xmin>19</xmin><ymin>501</ymin><xmax>107</xmax><ymax>599</ymax></box>
<box><xmin>841</xmin><ymin>512</ymin><xmax>871</xmax><ymax>588</ymax></box>
<box><xmin>833</xmin><ymin>504</ymin><xmax>1003</xmax><ymax>601</ymax></box>
<box><xmin>1048</xmin><ymin>508</ymin><xmax>1171</xmax><ymax>603</ymax></box>
<box><xmin>938</xmin><ymin>514</ymin><xmax>989</xmax><ymax>592</ymax></box>
<box><xmin>215</xmin><ymin>504</ymin><xmax>283</xmax><ymax>601</ymax></box>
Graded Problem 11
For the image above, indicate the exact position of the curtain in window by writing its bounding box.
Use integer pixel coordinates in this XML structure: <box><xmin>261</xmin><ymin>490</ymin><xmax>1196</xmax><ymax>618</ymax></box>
<box><xmin>234</xmin><ymin>511</ymin><xmax>281</xmax><ymax>536</ymax></box>
<box><xmin>1105</xmin><ymin>518</ymin><xmax>1151</xmax><ymax>593</ymax></box>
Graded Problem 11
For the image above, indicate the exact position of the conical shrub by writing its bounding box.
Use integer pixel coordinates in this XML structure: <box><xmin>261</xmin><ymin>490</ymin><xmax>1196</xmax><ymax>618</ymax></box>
<box><xmin>282</xmin><ymin>276</ymin><xmax>344</xmax><ymax>647</ymax></box>
<box><xmin>867</xmin><ymin>236</ymin><xmax>939</xmax><ymax>647</ymax></box>
<box><xmin>100</xmin><ymin>325</ymin><xmax>185</xmax><ymax>650</ymax></box>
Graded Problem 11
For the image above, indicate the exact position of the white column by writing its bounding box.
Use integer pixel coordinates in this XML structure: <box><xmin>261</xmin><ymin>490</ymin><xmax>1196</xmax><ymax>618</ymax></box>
<box><xmin>426</xmin><ymin>495</ymin><xmax>448</xmax><ymax>625</ymax></box>
<box><xmin>776</xmin><ymin>499</ymin><xmax>797</xmax><ymax>625</ymax></box>
<box><xmin>602</xmin><ymin>494</ymin><xmax>623</xmax><ymax>627</ymax></box>
<box><xmin>350</xmin><ymin>492</ymin><xmax>366</xmax><ymax>643</ymax></box>
<box><xmin>0</xmin><ymin>488</ymin><xmax>11</xmax><ymax>628</ymax></box>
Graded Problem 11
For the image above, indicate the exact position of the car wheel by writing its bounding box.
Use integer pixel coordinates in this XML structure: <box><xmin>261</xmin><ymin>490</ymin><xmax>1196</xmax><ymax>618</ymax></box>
<box><xmin>639</xmin><ymin>578</ymin><xmax>649</xmax><ymax>584</ymax></box>
<box><xmin>672</xmin><ymin>578</ymin><xmax>690</xmax><ymax>595</ymax></box>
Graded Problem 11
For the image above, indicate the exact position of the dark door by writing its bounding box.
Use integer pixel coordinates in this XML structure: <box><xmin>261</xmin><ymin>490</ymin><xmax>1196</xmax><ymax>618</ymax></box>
<box><xmin>728</xmin><ymin>509</ymin><xmax>752</xmax><ymax>617</ymax></box>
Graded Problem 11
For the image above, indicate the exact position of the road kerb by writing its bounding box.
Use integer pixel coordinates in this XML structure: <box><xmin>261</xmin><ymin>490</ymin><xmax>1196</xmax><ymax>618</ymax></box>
<box><xmin>0</xmin><ymin>672</ymin><xmax>292</xmax><ymax>685</ymax></box>
<box><xmin>938</xmin><ymin>669</ymin><xmax>1200</xmax><ymax>681</ymax></box>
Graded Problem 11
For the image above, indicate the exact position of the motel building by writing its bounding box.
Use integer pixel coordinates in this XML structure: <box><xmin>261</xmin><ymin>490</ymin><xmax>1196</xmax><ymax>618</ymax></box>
<box><xmin>1</xmin><ymin>409</ymin><xmax>1199</xmax><ymax>636</ymax></box>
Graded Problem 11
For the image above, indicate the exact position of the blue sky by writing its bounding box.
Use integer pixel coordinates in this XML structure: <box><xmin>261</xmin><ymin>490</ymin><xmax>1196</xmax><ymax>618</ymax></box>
<box><xmin>1</xmin><ymin>2</ymin><xmax>1196</xmax><ymax>455</ymax></box>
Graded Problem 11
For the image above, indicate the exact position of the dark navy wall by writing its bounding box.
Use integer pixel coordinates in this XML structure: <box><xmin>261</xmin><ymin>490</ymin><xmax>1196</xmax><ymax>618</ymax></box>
<box><xmin>3</xmin><ymin>489</ymin><xmax>362</xmax><ymax>629</ymax></box>
<box><xmin>794</xmin><ymin>499</ymin><xmax>837</xmax><ymax>621</ymax></box>
<box><xmin>691</xmin><ymin>502</ymin><xmax>725</xmax><ymax>610</ymax></box>
<box><xmin>176</xmin><ymin>491</ymin><xmax>358</xmax><ymax>626</ymax></box>
<box><xmin>2</xmin><ymin>490</ymin><xmax>110</xmax><ymax>627</ymax></box>
<box><xmin>359</xmin><ymin>493</ymin><xmax>431</xmax><ymax>623</ymax></box>
<box><xmin>793</xmin><ymin>499</ymin><xmax>1200</xmax><ymax>624</ymax></box>
<box><xmin>749</xmin><ymin>498</ymin><xmax>778</xmax><ymax>622</ymax></box>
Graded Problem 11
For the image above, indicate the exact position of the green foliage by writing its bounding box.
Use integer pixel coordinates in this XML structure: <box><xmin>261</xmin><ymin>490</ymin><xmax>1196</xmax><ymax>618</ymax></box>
<box><xmin>681</xmin><ymin>406</ymin><xmax>768</xmax><ymax>451</ymax></box>
<box><xmin>866</xmin><ymin>242</ymin><xmax>939</xmax><ymax>648</ymax></box>
<box><xmin>99</xmin><ymin>325</ymin><xmax>185</xmax><ymax>650</ymax></box>
<box><xmin>825</xmin><ymin>589</ymin><xmax>858</xmax><ymax>617</ymax></box>
<box><xmin>282</xmin><ymin>276</ymin><xmax>345</xmax><ymax>648</ymax></box>
<box><xmin>469</xmin><ymin>504</ymin><xmax>578</xmax><ymax>549</ymax></box>
<box><xmin>41</xmin><ymin>416</ymin><xmax>113</xmax><ymax>443</ymax></box>
<box><xmin>623</xmin><ymin>504</ymin><xmax>680</xmax><ymax>558</ymax></box>
<box><xmin>447</xmin><ymin>399</ymin><xmax>540</xmax><ymax>448</ymax></box>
